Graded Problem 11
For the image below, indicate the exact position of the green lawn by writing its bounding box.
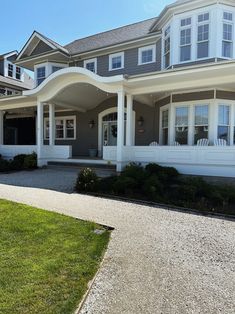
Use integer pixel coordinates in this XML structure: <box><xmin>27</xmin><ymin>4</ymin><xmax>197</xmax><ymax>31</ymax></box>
<box><xmin>0</xmin><ymin>199</ymin><xmax>110</xmax><ymax>314</ymax></box>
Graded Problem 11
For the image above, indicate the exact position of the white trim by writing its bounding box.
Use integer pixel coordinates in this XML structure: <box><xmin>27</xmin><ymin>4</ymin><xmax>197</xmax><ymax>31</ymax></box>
<box><xmin>44</xmin><ymin>115</ymin><xmax>76</xmax><ymax>140</ymax></box>
<box><xmin>84</xmin><ymin>58</ymin><xmax>97</xmax><ymax>73</ymax></box>
<box><xmin>138</xmin><ymin>44</ymin><xmax>156</xmax><ymax>65</ymax></box>
<box><xmin>109</xmin><ymin>52</ymin><xmax>124</xmax><ymax>71</ymax></box>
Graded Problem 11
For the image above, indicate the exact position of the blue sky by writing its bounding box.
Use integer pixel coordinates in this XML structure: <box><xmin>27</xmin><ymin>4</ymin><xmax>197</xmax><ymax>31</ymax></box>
<box><xmin>0</xmin><ymin>0</ymin><xmax>172</xmax><ymax>54</ymax></box>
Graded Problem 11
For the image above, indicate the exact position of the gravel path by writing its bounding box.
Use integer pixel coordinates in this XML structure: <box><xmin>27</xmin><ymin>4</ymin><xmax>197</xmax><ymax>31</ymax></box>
<box><xmin>0</xmin><ymin>169</ymin><xmax>234</xmax><ymax>314</ymax></box>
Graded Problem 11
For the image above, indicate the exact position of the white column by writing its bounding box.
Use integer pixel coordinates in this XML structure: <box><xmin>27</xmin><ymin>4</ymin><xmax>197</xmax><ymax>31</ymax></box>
<box><xmin>168</xmin><ymin>103</ymin><xmax>175</xmax><ymax>145</ymax></box>
<box><xmin>126</xmin><ymin>94</ymin><xmax>133</xmax><ymax>146</ymax></box>
<box><xmin>0</xmin><ymin>111</ymin><xmax>4</xmax><ymax>145</ymax></box>
<box><xmin>116</xmin><ymin>90</ymin><xmax>125</xmax><ymax>172</ymax></box>
<box><xmin>37</xmin><ymin>101</ymin><xmax>44</xmax><ymax>166</ymax></box>
<box><xmin>49</xmin><ymin>103</ymin><xmax>55</xmax><ymax>146</ymax></box>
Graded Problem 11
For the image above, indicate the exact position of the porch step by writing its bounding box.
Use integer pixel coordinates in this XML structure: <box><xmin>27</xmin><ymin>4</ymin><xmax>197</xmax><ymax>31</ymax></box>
<box><xmin>47</xmin><ymin>160</ymin><xmax>116</xmax><ymax>171</ymax></box>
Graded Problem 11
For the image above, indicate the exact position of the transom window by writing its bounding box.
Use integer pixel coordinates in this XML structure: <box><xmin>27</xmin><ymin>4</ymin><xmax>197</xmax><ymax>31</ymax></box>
<box><xmin>194</xmin><ymin>105</ymin><xmax>209</xmax><ymax>144</ymax></box>
<box><xmin>218</xmin><ymin>105</ymin><xmax>230</xmax><ymax>143</ymax></box>
<box><xmin>164</xmin><ymin>26</ymin><xmax>171</xmax><ymax>68</ymax></box>
<box><xmin>138</xmin><ymin>45</ymin><xmax>156</xmax><ymax>65</ymax></box>
<box><xmin>224</xmin><ymin>12</ymin><xmax>233</xmax><ymax>21</ymax></box>
<box><xmin>36</xmin><ymin>67</ymin><xmax>46</xmax><ymax>86</ymax></box>
<box><xmin>180</xmin><ymin>18</ymin><xmax>192</xmax><ymax>62</ymax></box>
<box><xmin>84</xmin><ymin>58</ymin><xmax>97</xmax><ymax>73</ymax></box>
<box><xmin>8</xmin><ymin>64</ymin><xmax>13</xmax><ymax>77</ymax></box>
<box><xmin>175</xmin><ymin>107</ymin><xmax>189</xmax><ymax>144</ymax></box>
<box><xmin>198</xmin><ymin>13</ymin><xmax>209</xmax><ymax>23</ymax></box>
<box><xmin>109</xmin><ymin>52</ymin><xmax>124</xmax><ymax>71</ymax></box>
<box><xmin>44</xmin><ymin>116</ymin><xmax>76</xmax><ymax>140</ymax></box>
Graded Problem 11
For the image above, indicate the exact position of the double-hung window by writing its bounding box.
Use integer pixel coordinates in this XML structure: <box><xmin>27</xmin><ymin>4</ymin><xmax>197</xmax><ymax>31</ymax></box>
<box><xmin>45</xmin><ymin>116</ymin><xmax>76</xmax><ymax>140</ymax></box>
<box><xmin>162</xmin><ymin>110</ymin><xmax>169</xmax><ymax>145</ymax></box>
<box><xmin>175</xmin><ymin>107</ymin><xmax>189</xmax><ymax>144</ymax></box>
<box><xmin>84</xmin><ymin>58</ymin><xmax>97</xmax><ymax>73</ymax></box>
<box><xmin>36</xmin><ymin>67</ymin><xmax>46</xmax><ymax>86</ymax></box>
<box><xmin>52</xmin><ymin>66</ymin><xmax>63</xmax><ymax>73</ymax></box>
<box><xmin>138</xmin><ymin>45</ymin><xmax>156</xmax><ymax>65</ymax></box>
<box><xmin>164</xmin><ymin>26</ymin><xmax>171</xmax><ymax>68</ymax></box>
<box><xmin>218</xmin><ymin>105</ymin><xmax>230</xmax><ymax>143</ymax></box>
<box><xmin>197</xmin><ymin>13</ymin><xmax>210</xmax><ymax>59</ymax></box>
<box><xmin>8</xmin><ymin>64</ymin><xmax>13</xmax><ymax>77</ymax></box>
<box><xmin>16</xmin><ymin>67</ymin><xmax>21</xmax><ymax>80</ymax></box>
<box><xmin>194</xmin><ymin>105</ymin><xmax>209</xmax><ymax>144</ymax></box>
<box><xmin>109</xmin><ymin>52</ymin><xmax>124</xmax><ymax>71</ymax></box>
<box><xmin>222</xmin><ymin>12</ymin><xmax>233</xmax><ymax>58</ymax></box>
<box><xmin>180</xmin><ymin>18</ymin><xmax>192</xmax><ymax>62</ymax></box>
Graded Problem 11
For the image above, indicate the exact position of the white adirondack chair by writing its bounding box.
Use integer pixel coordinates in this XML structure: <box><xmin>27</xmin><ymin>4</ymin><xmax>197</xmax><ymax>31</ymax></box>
<box><xmin>173</xmin><ymin>141</ymin><xmax>180</xmax><ymax>146</ymax></box>
<box><xmin>149</xmin><ymin>141</ymin><xmax>159</xmax><ymax>146</ymax></box>
<box><xmin>214</xmin><ymin>138</ymin><xmax>227</xmax><ymax>146</ymax></box>
<box><xmin>197</xmin><ymin>138</ymin><xmax>209</xmax><ymax>146</ymax></box>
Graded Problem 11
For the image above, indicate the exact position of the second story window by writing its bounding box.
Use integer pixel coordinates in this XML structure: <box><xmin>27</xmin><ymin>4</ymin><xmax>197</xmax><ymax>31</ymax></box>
<box><xmin>109</xmin><ymin>52</ymin><xmax>124</xmax><ymax>71</ymax></box>
<box><xmin>138</xmin><ymin>45</ymin><xmax>156</xmax><ymax>65</ymax></box>
<box><xmin>52</xmin><ymin>66</ymin><xmax>63</xmax><ymax>73</ymax></box>
<box><xmin>222</xmin><ymin>12</ymin><xmax>233</xmax><ymax>58</ymax></box>
<box><xmin>8</xmin><ymin>64</ymin><xmax>13</xmax><ymax>77</ymax></box>
<box><xmin>164</xmin><ymin>26</ymin><xmax>171</xmax><ymax>68</ymax></box>
<box><xmin>180</xmin><ymin>17</ymin><xmax>192</xmax><ymax>62</ymax></box>
<box><xmin>84</xmin><ymin>58</ymin><xmax>97</xmax><ymax>73</ymax></box>
<box><xmin>197</xmin><ymin>13</ymin><xmax>209</xmax><ymax>59</ymax></box>
<box><xmin>36</xmin><ymin>67</ymin><xmax>46</xmax><ymax>86</ymax></box>
<box><xmin>16</xmin><ymin>67</ymin><xmax>21</xmax><ymax>80</ymax></box>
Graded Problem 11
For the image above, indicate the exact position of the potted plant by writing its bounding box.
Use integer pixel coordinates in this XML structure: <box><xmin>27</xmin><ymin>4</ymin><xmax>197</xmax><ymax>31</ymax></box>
<box><xmin>88</xmin><ymin>145</ymin><xmax>97</xmax><ymax>158</ymax></box>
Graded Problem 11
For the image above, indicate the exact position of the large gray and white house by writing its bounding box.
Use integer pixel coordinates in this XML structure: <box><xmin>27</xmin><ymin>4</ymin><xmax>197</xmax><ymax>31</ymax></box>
<box><xmin>1</xmin><ymin>0</ymin><xmax>235</xmax><ymax>177</ymax></box>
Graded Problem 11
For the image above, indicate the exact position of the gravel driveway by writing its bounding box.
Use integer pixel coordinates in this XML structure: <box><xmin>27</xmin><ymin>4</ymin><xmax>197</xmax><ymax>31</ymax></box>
<box><xmin>0</xmin><ymin>169</ymin><xmax>234</xmax><ymax>314</ymax></box>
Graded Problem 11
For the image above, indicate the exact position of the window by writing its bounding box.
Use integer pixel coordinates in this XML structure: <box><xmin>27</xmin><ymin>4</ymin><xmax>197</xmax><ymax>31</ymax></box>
<box><xmin>8</xmin><ymin>64</ymin><xmax>13</xmax><ymax>77</ymax></box>
<box><xmin>180</xmin><ymin>18</ymin><xmax>192</xmax><ymax>62</ymax></box>
<box><xmin>224</xmin><ymin>12</ymin><xmax>233</xmax><ymax>21</ymax></box>
<box><xmin>222</xmin><ymin>23</ymin><xmax>233</xmax><ymax>58</ymax></box>
<box><xmin>197</xmin><ymin>13</ymin><xmax>209</xmax><ymax>59</ymax></box>
<box><xmin>109</xmin><ymin>52</ymin><xmax>124</xmax><ymax>70</ymax></box>
<box><xmin>84</xmin><ymin>58</ymin><xmax>97</xmax><ymax>73</ymax></box>
<box><xmin>7</xmin><ymin>90</ymin><xmax>13</xmax><ymax>96</ymax></box>
<box><xmin>44</xmin><ymin>116</ymin><xmax>76</xmax><ymax>140</ymax></box>
<box><xmin>218</xmin><ymin>105</ymin><xmax>230</xmax><ymax>143</ymax></box>
<box><xmin>138</xmin><ymin>45</ymin><xmax>156</xmax><ymax>65</ymax></box>
<box><xmin>194</xmin><ymin>105</ymin><xmax>209</xmax><ymax>144</ymax></box>
<box><xmin>164</xmin><ymin>26</ymin><xmax>171</xmax><ymax>68</ymax></box>
<box><xmin>162</xmin><ymin>110</ymin><xmax>169</xmax><ymax>145</ymax></box>
<box><xmin>52</xmin><ymin>66</ymin><xmax>63</xmax><ymax>73</ymax></box>
<box><xmin>16</xmin><ymin>67</ymin><xmax>21</xmax><ymax>80</ymax></box>
<box><xmin>175</xmin><ymin>107</ymin><xmax>189</xmax><ymax>144</ymax></box>
<box><xmin>36</xmin><ymin>67</ymin><xmax>46</xmax><ymax>86</ymax></box>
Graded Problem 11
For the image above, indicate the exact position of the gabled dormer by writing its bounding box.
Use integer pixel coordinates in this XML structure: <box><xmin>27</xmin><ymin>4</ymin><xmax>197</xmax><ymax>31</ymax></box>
<box><xmin>0</xmin><ymin>51</ymin><xmax>24</xmax><ymax>81</ymax></box>
<box><xmin>15</xmin><ymin>31</ymin><xmax>71</xmax><ymax>86</ymax></box>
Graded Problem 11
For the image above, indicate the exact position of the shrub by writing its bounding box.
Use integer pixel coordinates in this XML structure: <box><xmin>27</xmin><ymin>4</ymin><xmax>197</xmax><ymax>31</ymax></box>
<box><xmin>142</xmin><ymin>175</ymin><xmax>164</xmax><ymax>201</ymax></box>
<box><xmin>0</xmin><ymin>158</ymin><xmax>10</xmax><ymax>172</ymax></box>
<box><xmin>23</xmin><ymin>152</ymin><xmax>37</xmax><ymax>170</ymax></box>
<box><xmin>113</xmin><ymin>176</ymin><xmax>138</xmax><ymax>195</ymax></box>
<box><xmin>122</xmin><ymin>163</ymin><xmax>146</xmax><ymax>185</ymax></box>
<box><xmin>76</xmin><ymin>168</ymin><xmax>98</xmax><ymax>192</ymax></box>
<box><xmin>145</xmin><ymin>163</ymin><xmax>179</xmax><ymax>184</ymax></box>
<box><xmin>11</xmin><ymin>154</ymin><xmax>27</xmax><ymax>170</ymax></box>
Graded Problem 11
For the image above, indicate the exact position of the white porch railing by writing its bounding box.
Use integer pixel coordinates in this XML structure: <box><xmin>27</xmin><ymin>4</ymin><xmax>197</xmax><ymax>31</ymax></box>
<box><xmin>103</xmin><ymin>146</ymin><xmax>235</xmax><ymax>177</ymax></box>
<box><xmin>0</xmin><ymin>145</ymin><xmax>37</xmax><ymax>159</ymax></box>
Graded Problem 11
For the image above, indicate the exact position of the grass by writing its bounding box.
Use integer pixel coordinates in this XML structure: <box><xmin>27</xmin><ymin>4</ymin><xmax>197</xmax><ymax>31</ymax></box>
<box><xmin>0</xmin><ymin>199</ymin><xmax>110</xmax><ymax>314</ymax></box>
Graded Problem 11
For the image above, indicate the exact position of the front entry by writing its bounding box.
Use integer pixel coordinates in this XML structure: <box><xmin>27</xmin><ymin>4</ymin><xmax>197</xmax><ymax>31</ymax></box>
<box><xmin>102</xmin><ymin>112</ymin><xmax>126</xmax><ymax>147</ymax></box>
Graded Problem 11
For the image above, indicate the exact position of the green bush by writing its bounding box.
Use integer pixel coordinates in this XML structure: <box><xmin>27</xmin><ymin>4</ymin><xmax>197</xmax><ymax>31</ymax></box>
<box><xmin>0</xmin><ymin>158</ymin><xmax>10</xmax><ymax>172</ymax></box>
<box><xmin>113</xmin><ymin>176</ymin><xmax>137</xmax><ymax>195</ymax></box>
<box><xmin>23</xmin><ymin>152</ymin><xmax>37</xmax><ymax>170</ymax></box>
<box><xmin>76</xmin><ymin>168</ymin><xmax>98</xmax><ymax>192</ymax></box>
<box><xmin>142</xmin><ymin>175</ymin><xmax>164</xmax><ymax>201</ymax></box>
<box><xmin>0</xmin><ymin>153</ymin><xmax>37</xmax><ymax>172</ymax></box>
<box><xmin>12</xmin><ymin>154</ymin><xmax>27</xmax><ymax>170</ymax></box>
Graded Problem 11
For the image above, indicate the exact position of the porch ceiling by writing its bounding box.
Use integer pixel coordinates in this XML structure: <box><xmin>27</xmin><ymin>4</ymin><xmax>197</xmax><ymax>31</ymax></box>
<box><xmin>52</xmin><ymin>83</ymin><xmax>115</xmax><ymax>112</ymax></box>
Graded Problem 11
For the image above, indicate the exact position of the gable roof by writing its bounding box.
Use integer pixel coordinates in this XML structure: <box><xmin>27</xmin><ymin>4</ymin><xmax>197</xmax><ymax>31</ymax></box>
<box><xmin>64</xmin><ymin>17</ymin><xmax>158</xmax><ymax>55</ymax></box>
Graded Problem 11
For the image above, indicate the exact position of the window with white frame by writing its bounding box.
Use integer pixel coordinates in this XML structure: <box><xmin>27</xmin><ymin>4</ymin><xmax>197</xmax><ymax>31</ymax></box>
<box><xmin>175</xmin><ymin>107</ymin><xmax>189</xmax><ymax>144</ymax></box>
<box><xmin>222</xmin><ymin>12</ymin><xmax>233</xmax><ymax>58</ymax></box>
<box><xmin>164</xmin><ymin>26</ymin><xmax>171</xmax><ymax>68</ymax></box>
<box><xmin>16</xmin><ymin>66</ymin><xmax>21</xmax><ymax>80</ymax></box>
<box><xmin>162</xmin><ymin>109</ymin><xmax>169</xmax><ymax>145</ymax></box>
<box><xmin>36</xmin><ymin>66</ymin><xmax>46</xmax><ymax>86</ymax></box>
<box><xmin>8</xmin><ymin>64</ymin><xmax>13</xmax><ymax>77</ymax></box>
<box><xmin>194</xmin><ymin>105</ymin><xmax>209</xmax><ymax>144</ymax></box>
<box><xmin>138</xmin><ymin>45</ymin><xmax>156</xmax><ymax>65</ymax></box>
<box><xmin>218</xmin><ymin>105</ymin><xmax>230</xmax><ymax>143</ymax></box>
<box><xmin>197</xmin><ymin>13</ymin><xmax>209</xmax><ymax>59</ymax></box>
<box><xmin>84</xmin><ymin>58</ymin><xmax>97</xmax><ymax>73</ymax></box>
<box><xmin>180</xmin><ymin>17</ymin><xmax>192</xmax><ymax>62</ymax></box>
<box><xmin>44</xmin><ymin>116</ymin><xmax>76</xmax><ymax>140</ymax></box>
<box><xmin>109</xmin><ymin>52</ymin><xmax>124</xmax><ymax>70</ymax></box>
<box><xmin>52</xmin><ymin>66</ymin><xmax>63</xmax><ymax>73</ymax></box>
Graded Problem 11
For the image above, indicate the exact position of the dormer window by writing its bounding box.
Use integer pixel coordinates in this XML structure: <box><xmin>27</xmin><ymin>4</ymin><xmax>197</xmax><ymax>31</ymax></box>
<box><xmin>84</xmin><ymin>58</ymin><xmax>97</xmax><ymax>73</ymax></box>
<box><xmin>180</xmin><ymin>17</ymin><xmax>192</xmax><ymax>62</ymax></box>
<box><xmin>197</xmin><ymin>13</ymin><xmax>209</xmax><ymax>59</ymax></box>
<box><xmin>8</xmin><ymin>64</ymin><xmax>13</xmax><ymax>77</ymax></box>
<box><xmin>138</xmin><ymin>45</ymin><xmax>156</xmax><ymax>65</ymax></box>
<box><xmin>37</xmin><ymin>67</ymin><xmax>46</xmax><ymax>86</ymax></box>
<box><xmin>16</xmin><ymin>67</ymin><xmax>21</xmax><ymax>80</ymax></box>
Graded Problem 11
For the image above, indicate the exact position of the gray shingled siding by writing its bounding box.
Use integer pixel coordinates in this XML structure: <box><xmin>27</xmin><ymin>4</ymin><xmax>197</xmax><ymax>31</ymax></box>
<box><xmin>45</xmin><ymin>97</ymin><xmax>157</xmax><ymax>156</ymax></box>
<box><xmin>156</xmin><ymin>96</ymin><xmax>171</xmax><ymax>107</ymax></box>
<box><xmin>216</xmin><ymin>90</ymin><xmax>235</xmax><ymax>100</ymax></box>
<box><xmin>172</xmin><ymin>90</ymin><xmax>214</xmax><ymax>102</ymax></box>
<box><xmin>30</xmin><ymin>41</ymin><xmax>53</xmax><ymax>57</ymax></box>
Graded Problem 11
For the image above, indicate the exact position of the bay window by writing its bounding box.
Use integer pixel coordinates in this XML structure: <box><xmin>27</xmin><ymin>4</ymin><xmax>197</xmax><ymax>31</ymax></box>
<box><xmin>180</xmin><ymin>18</ymin><xmax>192</xmax><ymax>62</ymax></box>
<box><xmin>194</xmin><ymin>105</ymin><xmax>209</xmax><ymax>144</ymax></box>
<box><xmin>45</xmin><ymin>116</ymin><xmax>76</xmax><ymax>140</ymax></box>
<box><xmin>36</xmin><ymin>67</ymin><xmax>46</xmax><ymax>86</ymax></box>
<box><xmin>222</xmin><ymin>12</ymin><xmax>233</xmax><ymax>58</ymax></box>
<box><xmin>164</xmin><ymin>26</ymin><xmax>171</xmax><ymax>68</ymax></box>
<box><xmin>218</xmin><ymin>105</ymin><xmax>230</xmax><ymax>143</ymax></box>
<box><xmin>162</xmin><ymin>110</ymin><xmax>169</xmax><ymax>145</ymax></box>
<box><xmin>16</xmin><ymin>67</ymin><xmax>21</xmax><ymax>80</ymax></box>
<box><xmin>197</xmin><ymin>13</ymin><xmax>209</xmax><ymax>59</ymax></box>
<box><xmin>175</xmin><ymin>107</ymin><xmax>189</xmax><ymax>144</ymax></box>
<box><xmin>8</xmin><ymin>64</ymin><xmax>13</xmax><ymax>77</ymax></box>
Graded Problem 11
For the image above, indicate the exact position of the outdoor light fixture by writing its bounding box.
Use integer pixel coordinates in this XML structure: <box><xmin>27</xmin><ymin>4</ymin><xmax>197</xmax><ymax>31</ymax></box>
<box><xmin>89</xmin><ymin>120</ymin><xmax>95</xmax><ymax>129</ymax></box>
<box><xmin>137</xmin><ymin>116</ymin><xmax>144</xmax><ymax>126</ymax></box>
